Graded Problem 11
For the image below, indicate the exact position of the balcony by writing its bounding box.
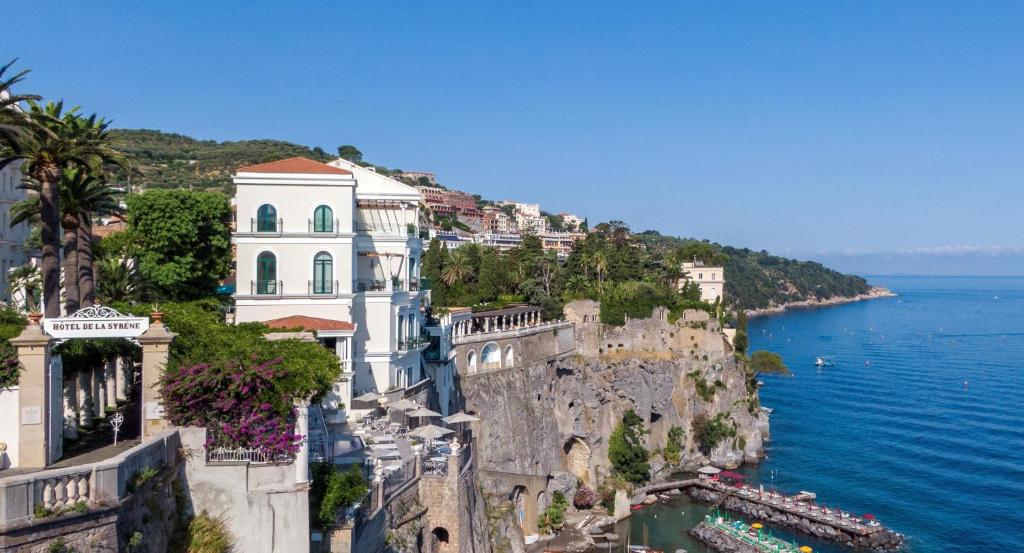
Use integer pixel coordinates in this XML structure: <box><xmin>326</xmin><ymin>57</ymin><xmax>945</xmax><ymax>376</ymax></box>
<box><xmin>307</xmin><ymin>280</ymin><xmax>340</xmax><ymax>297</ymax></box>
<box><xmin>409</xmin><ymin>277</ymin><xmax>430</xmax><ymax>291</ymax></box>
<box><xmin>355</xmin><ymin>279</ymin><xmax>388</xmax><ymax>292</ymax></box>
<box><xmin>249</xmin><ymin>217</ymin><xmax>283</xmax><ymax>235</ymax></box>
<box><xmin>307</xmin><ymin>218</ymin><xmax>341</xmax><ymax>236</ymax></box>
<box><xmin>251</xmin><ymin>280</ymin><xmax>282</xmax><ymax>296</ymax></box>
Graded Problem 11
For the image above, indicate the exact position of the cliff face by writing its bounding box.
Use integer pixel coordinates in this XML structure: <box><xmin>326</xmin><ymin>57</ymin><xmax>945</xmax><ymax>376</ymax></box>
<box><xmin>460</xmin><ymin>331</ymin><xmax>768</xmax><ymax>495</ymax></box>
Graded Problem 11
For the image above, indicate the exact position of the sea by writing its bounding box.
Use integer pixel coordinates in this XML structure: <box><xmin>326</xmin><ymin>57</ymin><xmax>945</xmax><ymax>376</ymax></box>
<box><xmin>613</xmin><ymin>276</ymin><xmax>1024</xmax><ymax>553</ymax></box>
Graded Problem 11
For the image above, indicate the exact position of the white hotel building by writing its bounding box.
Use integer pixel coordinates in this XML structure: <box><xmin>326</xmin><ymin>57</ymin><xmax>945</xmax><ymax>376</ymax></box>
<box><xmin>232</xmin><ymin>157</ymin><xmax>431</xmax><ymax>416</ymax></box>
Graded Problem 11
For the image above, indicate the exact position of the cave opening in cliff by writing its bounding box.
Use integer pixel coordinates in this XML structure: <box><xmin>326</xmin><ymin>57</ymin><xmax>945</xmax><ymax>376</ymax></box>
<box><xmin>563</xmin><ymin>437</ymin><xmax>592</xmax><ymax>484</ymax></box>
<box><xmin>432</xmin><ymin>527</ymin><xmax>450</xmax><ymax>544</ymax></box>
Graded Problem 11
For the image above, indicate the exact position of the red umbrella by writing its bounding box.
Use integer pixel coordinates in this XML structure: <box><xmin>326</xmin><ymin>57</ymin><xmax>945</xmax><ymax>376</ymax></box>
<box><xmin>862</xmin><ymin>514</ymin><xmax>875</xmax><ymax>520</ymax></box>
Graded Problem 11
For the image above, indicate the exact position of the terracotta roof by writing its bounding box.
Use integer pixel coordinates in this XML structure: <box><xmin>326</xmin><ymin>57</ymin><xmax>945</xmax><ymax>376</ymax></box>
<box><xmin>236</xmin><ymin>157</ymin><xmax>352</xmax><ymax>175</ymax></box>
<box><xmin>263</xmin><ymin>315</ymin><xmax>355</xmax><ymax>332</ymax></box>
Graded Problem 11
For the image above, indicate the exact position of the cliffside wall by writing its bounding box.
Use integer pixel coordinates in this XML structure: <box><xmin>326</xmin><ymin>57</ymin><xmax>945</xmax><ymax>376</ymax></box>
<box><xmin>458</xmin><ymin>304</ymin><xmax>768</xmax><ymax>537</ymax></box>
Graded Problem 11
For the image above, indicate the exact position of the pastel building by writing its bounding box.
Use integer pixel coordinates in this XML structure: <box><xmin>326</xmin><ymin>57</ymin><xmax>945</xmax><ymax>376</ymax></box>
<box><xmin>678</xmin><ymin>261</ymin><xmax>725</xmax><ymax>303</ymax></box>
<box><xmin>232</xmin><ymin>157</ymin><xmax>430</xmax><ymax>417</ymax></box>
<box><xmin>0</xmin><ymin>160</ymin><xmax>30</xmax><ymax>303</ymax></box>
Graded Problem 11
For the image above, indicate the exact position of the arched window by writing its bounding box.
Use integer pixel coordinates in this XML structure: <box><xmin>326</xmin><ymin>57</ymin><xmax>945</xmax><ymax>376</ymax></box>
<box><xmin>504</xmin><ymin>346</ymin><xmax>514</xmax><ymax>368</ymax></box>
<box><xmin>257</xmin><ymin>204</ymin><xmax>278</xmax><ymax>232</ymax></box>
<box><xmin>481</xmin><ymin>343</ymin><xmax>500</xmax><ymax>370</ymax></box>
<box><xmin>313</xmin><ymin>205</ymin><xmax>334</xmax><ymax>233</ymax></box>
<box><xmin>256</xmin><ymin>252</ymin><xmax>277</xmax><ymax>294</ymax></box>
<box><xmin>313</xmin><ymin>252</ymin><xmax>333</xmax><ymax>294</ymax></box>
<box><xmin>467</xmin><ymin>351</ymin><xmax>477</xmax><ymax>374</ymax></box>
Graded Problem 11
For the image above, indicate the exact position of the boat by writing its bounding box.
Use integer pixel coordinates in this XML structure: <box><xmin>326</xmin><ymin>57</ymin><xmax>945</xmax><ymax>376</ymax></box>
<box><xmin>814</xmin><ymin>356</ymin><xmax>833</xmax><ymax>367</ymax></box>
<box><xmin>627</xmin><ymin>547</ymin><xmax>664</xmax><ymax>553</ymax></box>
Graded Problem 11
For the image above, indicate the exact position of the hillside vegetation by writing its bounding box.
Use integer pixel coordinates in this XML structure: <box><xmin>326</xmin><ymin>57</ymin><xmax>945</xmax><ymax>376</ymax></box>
<box><xmin>111</xmin><ymin>128</ymin><xmax>871</xmax><ymax>313</ymax></box>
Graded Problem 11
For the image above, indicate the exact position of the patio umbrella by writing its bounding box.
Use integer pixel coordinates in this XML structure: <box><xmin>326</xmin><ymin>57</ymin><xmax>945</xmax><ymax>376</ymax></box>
<box><xmin>441</xmin><ymin>412</ymin><xmax>480</xmax><ymax>424</ymax></box>
<box><xmin>408</xmin><ymin>424</ymin><xmax>453</xmax><ymax>441</ymax></box>
<box><xmin>407</xmin><ymin>407</ymin><xmax>441</xmax><ymax>418</ymax></box>
<box><xmin>387</xmin><ymin>398</ymin><xmax>419</xmax><ymax>411</ymax></box>
<box><xmin>354</xmin><ymin>391</ymin><xmax>381</xmax><ymax>403</ymax></box>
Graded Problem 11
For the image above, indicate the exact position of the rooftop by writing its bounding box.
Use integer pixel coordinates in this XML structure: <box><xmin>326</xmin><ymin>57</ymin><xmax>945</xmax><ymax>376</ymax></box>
<box><xmin>236</xmin><ymin>157</ymin><xmax>352</xmax><ymax>175</ymax></box>
<box><xmin>263</xmin><ymin>315</ymin><xmax>355</xmax><ymax>332</ymax></box>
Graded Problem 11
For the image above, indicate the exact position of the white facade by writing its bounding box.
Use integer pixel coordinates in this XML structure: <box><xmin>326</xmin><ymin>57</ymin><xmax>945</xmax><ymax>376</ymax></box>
<box><xmin>232</xmin><ymin>157</ymin><xmax>428</xmax><ymax>416</ymax></box>
<box><xmin>518</xmin><ymin>216</ymin><xmax>547</xmax><ymax>235</ymax></box>
<box><xmin>679</xmin><ymin>261</ymin><xmax>725</xmax><ymax>303</ymax></box>
<box><xmin>0</xmin><ymin>161</ymin><xmax>30</xmax><ymax>304</ymax></box>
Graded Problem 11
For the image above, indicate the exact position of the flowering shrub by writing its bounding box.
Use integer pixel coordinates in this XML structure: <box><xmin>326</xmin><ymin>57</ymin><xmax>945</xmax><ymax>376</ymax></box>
<box><xmin>0</xmin><ymin>353</ymin><xmax>20</xmax><ymax>389</ymax></box>
<box><xmin>161</xmin><ymin>356</ymin><xmax>301</xmax><ymax>458</ymax></box>
<box><xmin>573</xmin><ymin>485</ymin><xmax>596</xmax><ymax>509</ymax></box>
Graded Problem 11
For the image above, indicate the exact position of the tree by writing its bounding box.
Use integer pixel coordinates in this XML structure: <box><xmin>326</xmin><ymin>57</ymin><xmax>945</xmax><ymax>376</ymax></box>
<box><xmin>124</xmin><ymin>189</ymin><xmax>231</xmax><ymax>300</ymax></box>
<box><xmin>734</xmin><ymin>311</ymin><xmax>749</xmax><ymax>355</ymax></box>
<box><xmin>592</xmin><ymin>251</ymin><xmax>607</xmax><ymax>293</ymax></box>
<box><xmin>607</xmin><ymin>409</ymin><xmax>650</xmax><ymax>483</ymax></box>
<box><xmin>336</xmin><ymin>145</ymin><xmax>362</xmax><ymax>162</ymax></box>
<box><xmin>0</xmin><ymin>59</ymin><xmax>39</xmax><ymax>150</ymax></box>
<box><xmin>1</xmin><ymin>100</ymin><xmax>127</xmax><ymax>316</ymax></box>
<box><xmin>7</xmin><ymin>264</ymin><xmax>40</xmax><ymax>312</ymax></box>
<box><xmin>12</xmin><ymin>166</ymin><xmax>121</xmax><ymax>312</ymax></box>
<box><xmin>441</xmin><ymin>248</ymin><xmax>473</xmax><ymax>286</ymax></box>
<box><xmin>476</xmin><ymin>248</ymin><xmax>503</xmax><ymax>302</ymax></box>
<box><xmin>749</xmin><ymin>350</ymin><xmax>790</xmax><ymax>374</ymax></box>
<box><xmin>95</xmin><ymin>258</ymin><xmax>144</xmax><ymax>303</ymax></box>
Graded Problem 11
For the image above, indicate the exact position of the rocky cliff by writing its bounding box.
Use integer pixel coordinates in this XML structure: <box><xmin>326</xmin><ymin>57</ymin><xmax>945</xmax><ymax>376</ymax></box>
<box><xmin>459</xmin><ymin>328</ymin><xmax>768</xmax><ymax>505</ymax></box>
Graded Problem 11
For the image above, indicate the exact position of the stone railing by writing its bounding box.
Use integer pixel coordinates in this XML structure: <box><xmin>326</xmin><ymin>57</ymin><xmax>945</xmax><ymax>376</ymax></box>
<box><xmin>0</xmin><ymin>429</ymin><xmax>179</xmax><ymax>528</ymax></box>
<box><xmin>452</xmin><ymin>320</ymin><xmax>573</xmax><ymax>346</ymax></box>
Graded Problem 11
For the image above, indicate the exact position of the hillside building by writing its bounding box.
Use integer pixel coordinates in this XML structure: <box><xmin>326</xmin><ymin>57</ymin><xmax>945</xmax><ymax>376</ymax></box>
<box><xmin>678</xmin><ymin>260</ymin><xmax>725</xmax><ymax>303</ymax></box>
<box><xmin>233</xmin><ymin>156</ymin><xmax>442</xmax><ymax>419</ymax></box>
<box><xmin>0</xmin><ymin>160</ymin><xmax>30</xmax><ymax>304</ymax></box>
<box><xmin>482</xmin><ymin>206</ymin><xmax>514</xmax><ymax>234</ymax></box>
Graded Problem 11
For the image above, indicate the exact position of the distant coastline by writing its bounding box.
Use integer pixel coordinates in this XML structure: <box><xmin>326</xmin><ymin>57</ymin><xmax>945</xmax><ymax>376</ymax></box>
<box><xmin>745</xmin><ymin>286</ymin><xmax>896</xmax><ymax>318</ymax></box>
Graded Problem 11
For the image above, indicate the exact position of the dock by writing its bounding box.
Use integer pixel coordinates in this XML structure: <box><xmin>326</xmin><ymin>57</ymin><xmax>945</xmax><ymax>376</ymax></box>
<box><xmin>636</xmin><ymin>478</ymin><xmax>904</xmax><ymax>551</ymax></box>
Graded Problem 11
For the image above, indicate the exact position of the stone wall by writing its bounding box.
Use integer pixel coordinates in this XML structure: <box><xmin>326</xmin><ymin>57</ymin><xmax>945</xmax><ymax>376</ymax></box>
<box><xmin>178</xmin><ymin>427</ymin><xmax>309</xmax><ymax>553</ymax></box>
<box><xmin>452</xmin><ymin>322</ymin><xmax>575</xmax><ymax>376</ymax></box>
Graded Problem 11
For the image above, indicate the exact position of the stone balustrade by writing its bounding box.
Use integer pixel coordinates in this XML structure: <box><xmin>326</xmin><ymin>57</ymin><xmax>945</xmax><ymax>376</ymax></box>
<box><xmin>0</xmin><ymin>429</ymin><xmax>179</xmax><ymax>529</ymax></box>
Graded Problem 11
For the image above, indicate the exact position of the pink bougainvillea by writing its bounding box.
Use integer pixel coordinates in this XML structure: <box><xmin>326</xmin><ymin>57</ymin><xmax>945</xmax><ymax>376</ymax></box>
<box><xmin>161</xmin><ymin>356</ymin><xmax>301</xmax><ymax>458</ymax></box>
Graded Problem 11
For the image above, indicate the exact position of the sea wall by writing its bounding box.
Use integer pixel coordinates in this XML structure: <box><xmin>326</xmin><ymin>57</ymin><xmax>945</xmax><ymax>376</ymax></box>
<box><xmin>687</xmin><ymin>487</ymin><xmax>904</xmax><ymax>551</ymax></box>
<box><xmin>689</xmin><ymin>522</ymin><xmax>761</xmax><ymax>553</ymax></box>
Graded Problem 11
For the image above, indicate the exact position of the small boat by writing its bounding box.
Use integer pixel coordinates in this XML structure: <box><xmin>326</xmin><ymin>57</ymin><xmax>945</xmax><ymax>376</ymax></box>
<box><xmin>627</xmin><ymin>547</ymin><xmax>664</xmax><ymax>553</ymax></box>
<box><xmin>814</xmin><ymin>356</ymin><xmax>833</xmax><ymax>367</ymax></box>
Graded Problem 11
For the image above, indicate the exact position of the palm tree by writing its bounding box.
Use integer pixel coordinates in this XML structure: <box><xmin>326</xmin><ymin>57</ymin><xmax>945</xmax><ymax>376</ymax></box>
<box><xmin>0</xmin><ymin>59</ymin><xmax>39</xmax><ymax>149</ymax></box>
<box><xmin>7</xmin><ymin>264</ymin><xmax>41</xmax><ymax>312</ymax></box>
<box><xmin>95</xmin><ymin>258</ymin><xmax>143</xmax><ymax>303</ymax></box>
<box><xmin>564</xmin><ymin>275</ymin><xmax>591</xmax><ymax>298</ymax></box>
<box><xmin>0</xmin><ymin>100</ymin><xmax>127</xmax><ymax>316</ymax></box>
<box><xmin>592</xmin><ymin>251</ymin><xmax>608</xmax><ymax>293</ymax></box>
<box><xmin>12</xmin><ymin>166</ymin><xmax>121</xmax><ymax>313</ymax></box>
<box><xmin>441</xmin><ymin>248</ymin><xmax>474</xmax><ymax>286</ymax></box>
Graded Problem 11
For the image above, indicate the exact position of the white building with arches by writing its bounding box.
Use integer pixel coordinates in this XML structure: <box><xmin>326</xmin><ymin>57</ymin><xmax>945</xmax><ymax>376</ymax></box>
<box><xmin>232</xmin><ymin>157</ymin><xmax>428</xmax><ymax>416</ymax></box>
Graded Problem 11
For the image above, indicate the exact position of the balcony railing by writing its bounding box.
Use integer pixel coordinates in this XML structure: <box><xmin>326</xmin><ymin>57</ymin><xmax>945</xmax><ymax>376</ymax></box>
<box><xmin>356</xmin><ymin>279</ymin><xmax>387</xmax><ymax>292</ymax></box>
<box><xmin>252</xmin><ymin>280</ymin><xmax>282</xmax><ymax>296</ymax></box>
<box><xmin>308</xmin><ymin>218</ymin><xmax>341</xmax><ymax>235</ymax></box>
<box><xmin>250</xmin><ymin>218</ymin><xmax>283</xmax><ymax>234</ymax></box>
<box><xmin>308</xmin><ymin>280</ymin><xmax>340</xmax><ymax>297</ymax></box>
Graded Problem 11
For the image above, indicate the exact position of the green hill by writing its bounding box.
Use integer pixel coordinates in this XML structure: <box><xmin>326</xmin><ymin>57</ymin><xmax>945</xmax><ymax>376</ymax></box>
<box><xmin>110</xmin><ymin>129</ymin><xmax>333</xmax><ymax>191</ymax></box>
<box><xmin>636</xmin><ymin>232</ymin><xmax>871</xmax><ymax>310</ymax></box>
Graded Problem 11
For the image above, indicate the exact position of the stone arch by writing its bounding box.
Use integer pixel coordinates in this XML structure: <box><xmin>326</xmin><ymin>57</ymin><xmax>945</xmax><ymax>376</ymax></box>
<box><xmin>563</xmin><ymin>437</ymin><xmax>592</xmax><ymax>484</ymax></box>
<box><xmin>536</xmin><ymin>490</ymin><xmax>547</xmax><ymax>513</ymax></box>
<box><xmin>431</xmin><ymin>527</ymin><xmax>450</xmax><ymax>550</ymax></box>
<box><xmin>466</xmin><ymin>350</ymin><xmax>477</xmax><ymax>374</ymax></box>
<box><xmin>510</xmin><ymin>486</ymin><xmax>527</xmax><ymax>530</ymax></box>
<box><xmin>504</xmin><ymin>345</ymin><xmax>514</xmax><ymax>368</ymax></box>
<box><xmin>481</xmin><ymin>341</ymin><xmax>501</xmax><ymax>370</ymax></box>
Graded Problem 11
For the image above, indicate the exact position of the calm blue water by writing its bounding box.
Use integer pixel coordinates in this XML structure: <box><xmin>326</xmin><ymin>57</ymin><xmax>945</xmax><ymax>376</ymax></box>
<box><xmin>616</xmin><ymin>276</ymin><xmax>1024</xmax><ymax>552</ymax></box>
<box><xmin>744</xmin><ymin>276</ymin><xmax>1024</xmax><ymax>552</ymax></box>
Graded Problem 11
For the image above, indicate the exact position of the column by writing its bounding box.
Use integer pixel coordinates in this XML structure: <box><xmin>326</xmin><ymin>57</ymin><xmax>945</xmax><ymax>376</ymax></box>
<box><xmin>104</xmin><ymin>359</ymin><xmax>117</xmax><ymax>408</ymax></box>
<box><xmin>295</xmin><ymin>399</ymin><xmax>310</xmax><ymax>484</ymax></box>
<box><xmin>78</xmin><ymin>370</ymin><xmax>93</xmax><ymax>428</ymax></box>
<box><xmin>137</xmin><ymin>312</ymin><xmax>176</xmax><ymax>439</ymax></box>
<box><xmin>92</xmin><ymin>365</ymin><xmax>106</xmax><ymax>419</ymax></box>
<box><xmin>10</xmin><ymin>314</ymin><xmax>54</xmax><ymax>468</ymax></box>
<box><xmin>62</xmin><ymin>373</ymin><xmax>78</xmax><ymax>439</ymax></box>
<box><xmin>115</xmin><ymin>357</ymin><xmax>129</xmax><ymax>402</ymax></box>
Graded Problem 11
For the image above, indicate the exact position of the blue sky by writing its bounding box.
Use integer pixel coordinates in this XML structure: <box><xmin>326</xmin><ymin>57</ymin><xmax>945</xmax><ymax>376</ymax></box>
<box><xmin>5</xmin><ymin>2</ymin><xmax>1024</xmax><ymax>274</ymax></box>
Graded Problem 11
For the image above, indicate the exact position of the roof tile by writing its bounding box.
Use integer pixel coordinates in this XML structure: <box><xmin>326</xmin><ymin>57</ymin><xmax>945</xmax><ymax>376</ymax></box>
<box><xmin>263</xmin><ymin>315</ymin><xmax>355</xmax><ymax>332</ymax></box>
<box><xmin>237</xmin><ymin>157</ymin><xmax>352</xmax><ymax>175</ymax></box>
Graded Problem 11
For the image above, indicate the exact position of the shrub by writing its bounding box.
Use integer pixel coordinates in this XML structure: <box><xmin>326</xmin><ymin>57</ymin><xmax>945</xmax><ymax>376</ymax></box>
<box><xmin>749</xmin><ymin>350</ymin><xmax>790</xmax><ymax>375</ymax></box>
<box><xmin>310</xmin><ymin>464</ymin><xmax>369</xmax><ymax>528</ymax></box>
<box><xmin>693</xmin><ymin>413</ymin><xmax>737</xmax><ymax>455</ymax></box>
<box><xmin>608</xmin><ymin>410</ymin><xmax>650</xmax><ymax>483</ymax></box>
<box><xmin>663</xmin><ymin>425</ymin><xmax>685</xmax><ymax>466</ymax></box>
<box><xmin>127</xmin><ymin>466</ymin><xmax>161</xmax><ymax>492</ymax></box>
<box><xmin>538</xmin><ymin>491</ymin><xmax>569</xmax><ymax>533</ymax></box>
<box><xmin>185</xmin><ymin>512</ymin><xmax>233</xmax><ymax>553</ymax></box>
<box><xmin>573</xmin><ymin>485</ymin><xmax>596</xmax><ymax>509</ymax></box>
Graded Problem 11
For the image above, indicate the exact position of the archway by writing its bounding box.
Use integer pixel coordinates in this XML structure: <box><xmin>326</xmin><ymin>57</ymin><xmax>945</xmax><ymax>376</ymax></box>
<box><xmin>481</xmin><ymin>342</ymin><xmax>500</xmax><ymax>370</ymax></box>
<box><xmin>510</xmin><ymin>486</ymin><xmax>527</xmax><ymax>529</ymax></box>
<box><xmin>504</xmin><ymin>345</ymin><xmax>514</xmax><ymax>368</ymax></box>
<box><xmin>431</xmin><ymin>527</ymin><xmax>450</xmax><ymax>551</ymax></box>
<box><xmin>467</xmin><ymin>350</ymin><xmax>477</xmax><ymax>374</ymax></box>
<box><xmin>563</xmin><ymin>437</ymin><xmax>592</xmax><ymax>484</ymax></box>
